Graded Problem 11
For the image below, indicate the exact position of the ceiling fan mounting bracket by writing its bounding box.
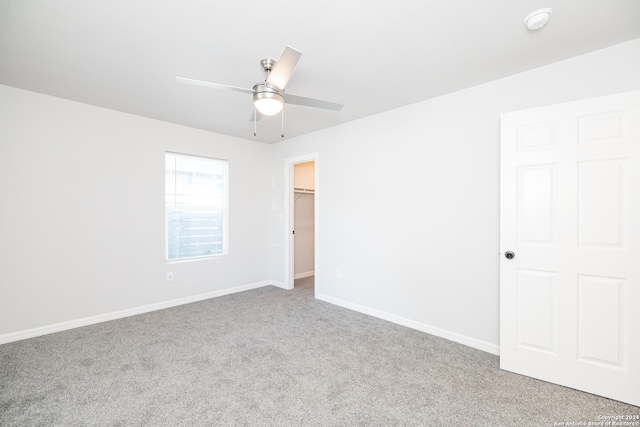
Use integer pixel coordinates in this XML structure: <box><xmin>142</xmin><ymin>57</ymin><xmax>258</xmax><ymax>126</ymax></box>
<box><xmin>260</xmin><ymin>58</ymin><xmax>277</xmax><ymax>73</ymax></box>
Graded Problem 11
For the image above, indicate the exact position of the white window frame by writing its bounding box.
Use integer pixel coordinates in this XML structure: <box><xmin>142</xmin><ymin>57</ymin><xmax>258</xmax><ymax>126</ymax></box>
<box><xmin>165</xmin><ymin>151</ymin><xmax>229</xmax><ymax>262</ymax></box>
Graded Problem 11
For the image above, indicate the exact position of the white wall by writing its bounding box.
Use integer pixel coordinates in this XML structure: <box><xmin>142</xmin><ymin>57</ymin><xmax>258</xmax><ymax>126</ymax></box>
<box><xmin>270</xmin><ymin>38</ymin><xmax>640</xmax><ymax>353</ymax></box>
<box><xmin>3</xmin><ymin>39</ymin><xmax>639</xmax><ymax>349</ymax></box>
<box><xmin>0</xmin><ymin>85</ymin><xmax>272</xmax><ymax>340</ymax></box>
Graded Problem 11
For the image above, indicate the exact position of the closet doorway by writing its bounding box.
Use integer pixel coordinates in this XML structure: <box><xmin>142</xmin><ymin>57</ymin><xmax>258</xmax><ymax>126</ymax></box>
<box><xmin>293</xmin><ymin>161</ymin><xmax>315</xmax><ymax>284</ymax></box>
<box><xmin>284</xmin><ymin>153</ymin><xmax>318</xmax><ymax>292</ymax></box>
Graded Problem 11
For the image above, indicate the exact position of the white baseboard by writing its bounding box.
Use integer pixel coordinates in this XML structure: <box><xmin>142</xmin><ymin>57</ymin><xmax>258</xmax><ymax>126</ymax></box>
<box><xmin>1</xmin><ymin>282</ymin><xmax>500</xmax><ymax>356</ymax></box>
<box><xmin>316</xmin><ymin>292</ymin><xmax>500</xmax><ymax>356</ymax></box>
<box><xmin>294</xmin><ymin>271</ymin><xmax>314</xmax><ymax>279</ymax></box>
<box><xmin>270</xmin><ymin>280</ymin><xmax>287</xmax><ymax>289</ymax></box>
<box><xmin>0</xmin><ymin>280</ymin><xmax>275</xmax><ymax>345</ymax></box>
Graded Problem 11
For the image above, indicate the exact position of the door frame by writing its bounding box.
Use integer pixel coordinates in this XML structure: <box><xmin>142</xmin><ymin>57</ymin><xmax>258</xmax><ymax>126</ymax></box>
<box><xmin>283</xmin><ymin>153</ymin><xmax>319</xmax><ymax>293</ymax></box>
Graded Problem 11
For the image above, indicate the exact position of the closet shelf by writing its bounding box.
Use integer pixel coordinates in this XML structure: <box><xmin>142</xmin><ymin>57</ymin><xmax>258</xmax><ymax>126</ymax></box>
<box><xmin>294</xmin><ymin>187</ymin><xmax>314</xmax><ymax>194</ymax></box>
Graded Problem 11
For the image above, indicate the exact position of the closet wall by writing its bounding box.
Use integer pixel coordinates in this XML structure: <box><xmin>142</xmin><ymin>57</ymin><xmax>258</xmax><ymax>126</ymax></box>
<box><xmin>293</xmin><ymin>162</ymin><xmax>315</xmax><ymax>278</ymax></box>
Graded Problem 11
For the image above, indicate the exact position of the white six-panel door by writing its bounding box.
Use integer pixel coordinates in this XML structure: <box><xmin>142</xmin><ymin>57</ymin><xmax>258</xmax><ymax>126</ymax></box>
<box><xmin>500</xmin><ymin>90</ymin><xmax>640</xmax><ymax>406</ymax></box>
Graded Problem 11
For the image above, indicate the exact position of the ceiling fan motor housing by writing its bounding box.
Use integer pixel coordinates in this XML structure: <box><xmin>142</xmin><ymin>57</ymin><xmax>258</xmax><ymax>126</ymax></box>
<box><xmin>253</xmin><ymin>82</ymin><xmax>283</xmax><ymax>99</ymax></box>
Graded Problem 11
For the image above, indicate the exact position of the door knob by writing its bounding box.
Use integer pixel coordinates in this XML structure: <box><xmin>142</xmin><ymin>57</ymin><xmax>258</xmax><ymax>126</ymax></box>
<box><xmin>505</xmin><ymin>251</ymin><xmax>515</xmax><ymax>260</ymax></box>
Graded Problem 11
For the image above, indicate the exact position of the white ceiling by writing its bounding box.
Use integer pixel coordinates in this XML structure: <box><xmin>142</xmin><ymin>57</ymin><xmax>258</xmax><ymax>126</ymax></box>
<box><xmin>1</xmin><ymin>0</ymin><xmax>639</xmax><ymax>143</ymax></box>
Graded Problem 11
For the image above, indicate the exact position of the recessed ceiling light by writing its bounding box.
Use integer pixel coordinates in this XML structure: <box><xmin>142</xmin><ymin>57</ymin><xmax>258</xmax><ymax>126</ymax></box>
<box><xmin>524</xmin><ymin>8</ymin><xmax>553</xmax><ymax>30</ymax></box>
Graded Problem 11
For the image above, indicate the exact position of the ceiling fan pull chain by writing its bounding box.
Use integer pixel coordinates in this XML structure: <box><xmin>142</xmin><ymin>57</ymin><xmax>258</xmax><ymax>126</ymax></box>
<box><xmin>281</xmin><ymin>103</ymin><xmax>285</xmax><ymax>138</ymax></box>
<box><xmin>254</xmin><ymin>106</ymin><xmax>257</xmax><ymax>137</ymax></box>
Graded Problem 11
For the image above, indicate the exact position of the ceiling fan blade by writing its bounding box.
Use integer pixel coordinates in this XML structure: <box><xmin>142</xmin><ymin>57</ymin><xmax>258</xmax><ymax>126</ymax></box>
<box><xmin>266</xmin><ymin>46</ymin><xmax>302</xmax><ymax>90</ymax></box>
<box><xmin>176</xmin><ymin>76</ymin><xmax>253</xmax><ymax>95</ymax></box>
<box><xmin>285</xmin><ymin>93</ymin><xmax>343</xmax><ymax>111</ymax></box>
<box><xmin>249</xmin><ymin>109</ymin><xmax>263</xmax><ymax>121</ymax></box>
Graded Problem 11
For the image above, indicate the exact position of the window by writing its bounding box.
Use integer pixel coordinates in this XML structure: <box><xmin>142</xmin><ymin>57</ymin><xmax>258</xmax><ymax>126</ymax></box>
<box><xmin>165</xmin><ymin>152</ymin><xmax>228</xmax><ymax>261</ymax></box>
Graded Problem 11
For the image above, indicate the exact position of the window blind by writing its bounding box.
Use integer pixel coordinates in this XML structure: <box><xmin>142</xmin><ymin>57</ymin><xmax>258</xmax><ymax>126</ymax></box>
<box><xmin>165</xmin><ymin>152</ymin><xmax>228</xmax><ymax>260</ymax></box>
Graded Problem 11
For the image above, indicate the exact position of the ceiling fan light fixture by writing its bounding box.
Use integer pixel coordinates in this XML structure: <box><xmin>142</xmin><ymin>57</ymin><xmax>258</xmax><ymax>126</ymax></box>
<box><xmin>253</xmin><ymin>83</ymin><xmax>284</xmax><ymax>116</ymax></box>
<box><xmin>254</xmin><ymin>97</ymin><xmax>283</xmax><ymax>116</ymax></box>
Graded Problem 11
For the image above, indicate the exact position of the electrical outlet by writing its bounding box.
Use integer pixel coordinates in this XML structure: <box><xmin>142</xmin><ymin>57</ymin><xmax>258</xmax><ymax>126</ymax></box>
<box><xmin>166</xmin><ymin>272</ymin><xmax>174</xmax><ymax>282</ymax></box>
<box><xmin>336</xmin><ymin>269</ymin><xmax>342</xmax><ymax>280</ymax></box>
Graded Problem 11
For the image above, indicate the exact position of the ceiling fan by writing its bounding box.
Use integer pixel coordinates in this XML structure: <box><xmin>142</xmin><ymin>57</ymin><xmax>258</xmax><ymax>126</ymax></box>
<box><xmin>176</xmin><ymin>46</ymin><xmax>343</xmax><ymax>136</ymax></box>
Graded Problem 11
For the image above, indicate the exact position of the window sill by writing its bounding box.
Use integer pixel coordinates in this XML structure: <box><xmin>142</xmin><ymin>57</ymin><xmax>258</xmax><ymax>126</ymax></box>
<box><xmin>166</xmin><ymin>254</ymin><xmax>227</xmax><ymax>264</ymax></box>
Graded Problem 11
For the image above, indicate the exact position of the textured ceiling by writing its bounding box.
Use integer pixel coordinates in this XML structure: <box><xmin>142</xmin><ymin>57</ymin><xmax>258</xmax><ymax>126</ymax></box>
<box><xmin>1</xmin><ymin>0</ymin><xmax>639</xmax><ymax>143</ymax></box>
